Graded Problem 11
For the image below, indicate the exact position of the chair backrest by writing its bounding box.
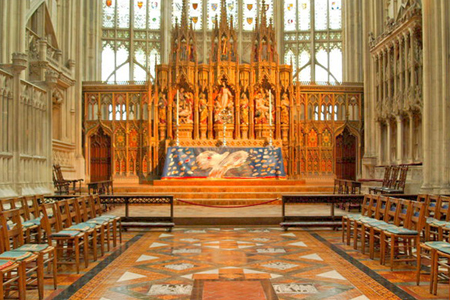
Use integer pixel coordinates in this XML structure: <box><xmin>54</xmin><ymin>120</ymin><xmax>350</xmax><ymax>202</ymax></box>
<box><xmin>55</xmin><ymin>200</ymin><xmax>71</xmax><ymax>229</ymax></box>
<box><xmin>12</xmin><ymin>198</ymin><xmax>31</xmax><ymax>224</ymax></box>
<box><xmin>361</xmin><ymin>195</ymin><xmax>372</xmax><ymax>216</ymax></box>
<box><xmin>394</xmin><ymin>166</ymin><xmax>409</xmax><ymax>190</ymax></box>
<box><xmin>85</xmin><ymin>196</ymin><xmax>96</xmax><ymax>220</ymax></box>
<box><xmin>0</xmin><ymin>209</ymin><xmax>25</xmax><ymax>251</ymax></box>
<box><xmin>75</xmin><ymin>197</ymin><xmax>88</xmax><ymax>222</ymax></box>
<box><xmin>416</xmin><ymin>194</ymin><xmax>429</xmax><ymax>203</ymax></box>
<box><xmin>395</xmin><ymin>199</ymin><xmax>412</xmax><ymax>227</ymax></box>
<box><xmin>53</xmin><ymin>164</ymin><xmax>65</xmax><ymax>182</ymax></box>
<box><xmin>66</xmin><ymin>198</ymin><xmax>81</xmax><ymax>226</ymax></box>
<box><xmin>438</xmin><ymin>196</ymin><xmax>450</xmax><ymax>221</ymax></box>
<box><xmin>424</xmin><ymin>195</ymin><xmax>440</xmax><ymax>219</ymax></box>
<box><xmin>23</xmin><ymin>195</ymin><xmax>41</xmax><ymax>219</ymax></box>
<box><xmin>375</xmin><ymin>196</ymin><xmax>389</xmax><ymax>220</ymax></box>
<box><xmin>387</xmin><ymin>166</ymin><xmax>400</xmax><ymax>188</ymax></box>
<box><xmin>91</xmin><ymin>195</ymin><xmax>103</xmax><ymax>218</ymax></box>
<box><xmin>382</xmin><ymin>166</ymin><xmax>392</xmax><ymax>186</ymax></box>
<box><xmin>384</xmin><ymin>198</ymin><xmax>399</xmax><ymax>223</ymax></box>
<box><xmin>40</xmin><ymin>202</ymin><xmax>62</xmax><ymax>242</ymax></box>
<box><xmin>0</xmin><ymin>198</ymin><xmax>17</xmax><ymax>211</ymax></box>
<box><xmin>367</xmin><ymin>195</ymin><xmax>380</xmax><ymax>218</ymax></box>
<box><xmin>408</xmin><ymin>201</ymin><xmax>425</xmax><ymax>231</ymax></box>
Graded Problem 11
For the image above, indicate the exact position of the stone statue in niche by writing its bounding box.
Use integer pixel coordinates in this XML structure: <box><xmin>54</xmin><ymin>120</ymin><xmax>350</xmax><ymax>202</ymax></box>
<box><xmin>199</xmin><ymin>91</ymin><xmax>208</xmax><ymax>125</ymax></box>
<box><xmin>214</xmin><ymin>84</ymin><xmax>234</xmax><ymax>124</ymax></box>
<box><xmin>240</xmin><ymin>91</ymin><xmax>249</xmax><ymax>125</ymax></box>
<box><xmin>281</xmin><ymin>92</ymin><xmax>290</xmax><ymax>124</ymax></box>
<box><xmin>178</xmin><ymin>89</ymin><xmax>194</xmax><ymax>124</ymax></box>
<box><xmin>158</xmin><ymin>93</ymin><xmax>167</xmax><ymax>124</ymax></box>
<box><xmin>255</xmin><ymin>89</ymin><xmax>269</xmax><ymax>124</ymax></box>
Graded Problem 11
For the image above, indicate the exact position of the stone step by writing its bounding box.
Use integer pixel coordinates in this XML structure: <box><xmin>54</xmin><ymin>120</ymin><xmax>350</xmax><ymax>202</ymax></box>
<box><xmin>151</xmin><ymin>179</ymin><xmax>308</xmax><ymax>186</ymax></box>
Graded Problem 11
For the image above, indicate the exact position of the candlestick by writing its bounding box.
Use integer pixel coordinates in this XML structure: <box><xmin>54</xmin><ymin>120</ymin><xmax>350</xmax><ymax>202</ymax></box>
<box><xmin>176</xmin><ymin>89</ymin><xmax>180</xmax><ymax>126</ymax></box>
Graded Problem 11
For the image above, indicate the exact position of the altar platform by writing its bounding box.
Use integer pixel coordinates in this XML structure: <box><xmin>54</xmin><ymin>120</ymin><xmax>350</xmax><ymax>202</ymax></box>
<box><xmin>106</xmin><ymin>178</ymin><xmax>335</xmax><ymax>205</ymax></box>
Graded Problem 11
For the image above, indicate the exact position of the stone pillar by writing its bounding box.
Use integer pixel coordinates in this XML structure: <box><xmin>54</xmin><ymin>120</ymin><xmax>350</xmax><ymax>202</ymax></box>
<box><xmin>421</xmin><ymin>0</ymin><xmax>450</xmax><ymax>193</ymax></box>
<box><xmin>396</xmin><ymin>115</ymin><xmax>403</xmax><ymax>164</ymax></box>
<box><xmin>386</xmin><ymin>121</ymin><xmax>391</xmax><ymax>165</ymax></box>
<box><xmin>408</xmin><ymin>112</ymin><xmax>414</xmax><ymax>163</ymax></box>
<box><xmin>343</xmin><ymin>0</ymin><xmax>363</xmax><ymax>82</ymax></box>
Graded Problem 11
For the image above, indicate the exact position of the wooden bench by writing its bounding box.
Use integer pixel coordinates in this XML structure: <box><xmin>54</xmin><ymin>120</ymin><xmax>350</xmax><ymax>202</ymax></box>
<box><xmin>280</xmin><ymin>194</ymin><xmax>365</xmax><ymax>230</ymax></box>
<box><xmin>52</xmin><ymin>164</ymin><xmax>83</xmax><ymax>195</ymax></box>
<box><xmin>99</xmin><ymin>195</ymin><xmax>175</xmax><ymax>231</ymax></box>
<box><xmin>87</xmin><ymin>180</ymin><xmax>113</xmax><ymax>195</ymax></box>
<box><xmin>333</xmin><ymin>179</ymin><xmax>362</xmax><ymax>195</ymax></box>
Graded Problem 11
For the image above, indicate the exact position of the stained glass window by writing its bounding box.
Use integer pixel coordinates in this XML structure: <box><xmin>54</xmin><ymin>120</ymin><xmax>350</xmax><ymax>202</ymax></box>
<box><xmin>102</xmin><ymin>0</ymin><xmax>162</xmax><ymax>82</ymax></box>
<box><xmin>242</xmin><ymin>0</ymin><xmax>257</xmax><ymax>31</ymax></box>
<box><xmin>283</xmin><ymin>0</ymin><xmax>342</xmax><ymax>82</ymax></box>
<box><xmin>172</xmin><ymin>0</ymin><xmax>183</xmax><ymax>26</ymax></box>
<box><xmin>284</xmin><ymin>1</ymin><xmax>297</xmax><ymax>32</ymax></box>
<box><xmin>207</xmin><ymin>0</ymin><xmax>238</xmax><ymax>30</ymax></box>
<box><xmin>329</xmin><ymin>0</ymin><xmax>342</xmax><ymax>30</ymax></box>
<box><xmin>298</xmin><ymin>0</ymin><xmax>310</xmax><ymax>30</ymax></box>
<box><xmin>189</xmin><ymin>0</ymin><xmax>203</xmax><ymax>29</ymax></box>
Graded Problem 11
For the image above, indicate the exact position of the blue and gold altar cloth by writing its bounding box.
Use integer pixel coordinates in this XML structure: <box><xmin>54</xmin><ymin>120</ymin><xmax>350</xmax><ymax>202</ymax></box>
<box><xmin>162</xmin><ymin>146</ymin><xmax>286</xmax><ymax>179</ymax></box>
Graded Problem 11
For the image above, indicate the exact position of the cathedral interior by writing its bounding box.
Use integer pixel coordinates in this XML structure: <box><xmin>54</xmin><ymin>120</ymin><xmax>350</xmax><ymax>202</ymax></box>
<box><xmin>1</xmin><ymin>0</ymin><xmax>450</xmax><ymax>299</ymax></box>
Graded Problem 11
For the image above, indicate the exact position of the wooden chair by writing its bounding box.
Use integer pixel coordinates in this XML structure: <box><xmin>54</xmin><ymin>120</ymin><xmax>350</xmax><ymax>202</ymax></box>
<box><xmin>52</xmin><ymin>164</ymin><xmax>83</xmax><ymax>195</ymax></box>
<box><xmin>367</xmin><ymin>197</ymin><xmax>399</xmax><ymax>260</ymax></box>
<box><xmin>0</xmin><ymin>259</ymin><xmax>23</xmax><ymax>300</ymax></box>
<box><xmin>380</xmin><ymin>200</ymin><xmax>424</xmax><ymax>270</ymax></box>
<box><xmin>426</xmin><ymin>196</ymin><xmax>450</xmax><ymax>242</ymax></box>
<box><xmin>368</xmin><ymin>166</ymin><xmax>392</xmax><ymax>194</ymax></box>
<box><xmin>0</xmin><ymin>210</ymin><xmax>45</xmax><ymax>300</ymax></box>
<box><xmin>342</xmin><ymin>194</ymin><xmax>372</xmax><ymax>245</ymax></box>
<box><xmin>382</xmin><ymin>166</ymin><xmax>409</xmax><ymax>194</ymax></box>
<box><xmin>90</xmin><ymin>195</ymin><xmax>122</xmax><ymax>247</ymax></box>
<box><xmin>77</xmin><ymin>197</ymin><xmax>107</xmax><ymax>257</ymax></box>
<box><xmin>352</xmin><ymin>195</ymin><xmax>380</xmax><ymax>250</ymax></box>
<box><xmin>40</xmin><ymin>202</ymin><xmax>88</xmax><ymax>274</ymax></box>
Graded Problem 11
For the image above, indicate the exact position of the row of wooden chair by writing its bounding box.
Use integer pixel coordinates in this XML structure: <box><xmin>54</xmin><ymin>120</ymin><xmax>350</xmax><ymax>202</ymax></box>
<box><xmin>0</xmin><ymin>195</ymin><xmax>121</xmax><ymax>300</ymax></box>
<box><xmin>342</xmin><ymin>194</ymin><xmax>425</xmax><ymax>270</ymax></box>
<box><xmin>0</xmin><ymin>195</ymin><xmax>56</xmax><ymax>300</ymax></box>
<box><xmin>414</xmin><ymin>195</ymin><xmax>450</xmax><ymax>296</ymax></box>
<box><xmin>368</xmin><ymin>165</ymin><xmax>409</xmax><ymax>194</ymax></box>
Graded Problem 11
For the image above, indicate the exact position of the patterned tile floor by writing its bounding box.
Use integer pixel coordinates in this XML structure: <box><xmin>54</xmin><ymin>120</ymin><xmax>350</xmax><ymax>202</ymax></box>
<box><xmin>27</xmin><ymin>227</ymin><xmax>450</xmax><ymax>300</ymax></box>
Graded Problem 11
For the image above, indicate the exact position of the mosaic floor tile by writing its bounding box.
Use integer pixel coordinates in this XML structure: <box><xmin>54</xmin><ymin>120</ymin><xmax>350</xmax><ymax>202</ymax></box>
<box><xmin>32</xmin><ymin>227</ymin><xmax>448</xmax><ymax>300</ymax></box>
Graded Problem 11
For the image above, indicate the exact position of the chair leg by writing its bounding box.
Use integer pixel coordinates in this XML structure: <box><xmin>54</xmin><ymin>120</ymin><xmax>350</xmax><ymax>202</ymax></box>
<box><xmin>390</xmin><ymin>236</ymin><xmax>396</xmax><ymax>271</ymax></box>
<box><xmin>83</xmin><ymin>236</ymin><xmax>89</xmax><ymax>269</ymax></box>
<box><xmin>94</xmin><ymin>231</ymin><xmax>98</xmax><ymax>261</ymax></box>
<box><xmin>37</xmin><ymin>255</ymin><xmax>44</xmax><ymax>300</ymax></box>
<box><xmin>75</xmin><ymin>240</ymin><xmax>80</xmax><ymax>274</ymax></box>
<box><xmin>52</xmin><ymin>249</ymin><xmax>58</xmax><ymax>290</ymax></box>
<box><xmin>415</xmin><ymin>245</ymin><xmax>422</xmax><ymax>286</ymax></box>
<box><xmin>112</xmin><ymin>221</ymin><xmax>117</xmax><ymax>247</ymax></box>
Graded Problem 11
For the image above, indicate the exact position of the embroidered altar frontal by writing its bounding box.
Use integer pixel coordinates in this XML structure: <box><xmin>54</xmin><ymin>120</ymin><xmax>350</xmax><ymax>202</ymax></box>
<box><xmin>162</xmin><ymin>146</ymin><xmax>286</xmax><ymax>179</ymax></box>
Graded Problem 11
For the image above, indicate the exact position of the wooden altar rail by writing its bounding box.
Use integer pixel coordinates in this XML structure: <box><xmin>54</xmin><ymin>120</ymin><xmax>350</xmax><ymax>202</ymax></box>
<box><xmin>45</xmin><ymin>195</ymin><xmax>175</xmax><ymax>231</ymax></box>
<box><xmin>280</xmin><ymin>194</ymin><xmax>419</xmax><ymax>230</ymax></box>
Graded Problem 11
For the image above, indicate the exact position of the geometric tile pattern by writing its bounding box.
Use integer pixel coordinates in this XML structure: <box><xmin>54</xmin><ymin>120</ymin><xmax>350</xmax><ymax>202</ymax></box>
<box><xmin>64</xmin><ymin>228</ymin><xmax>407</xmax><ymax>300</ymax></box>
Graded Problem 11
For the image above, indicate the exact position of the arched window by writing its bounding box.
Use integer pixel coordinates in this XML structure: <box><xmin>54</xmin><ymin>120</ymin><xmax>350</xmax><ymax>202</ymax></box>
<box><xmin>101</xmin><ymin>0</ymin><xmax>162</xmax><ymax>83</ymax></box>
<box><xmin>283</xmin><ymin>0</ymin><xmax>342</xmax><ymax>83</ymax></box>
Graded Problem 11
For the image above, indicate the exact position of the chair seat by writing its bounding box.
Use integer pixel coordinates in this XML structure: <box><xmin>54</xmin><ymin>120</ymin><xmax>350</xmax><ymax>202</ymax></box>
<box><xmin>0</xmin><ymin>251</ymin><xmax>34</xmax><ymax>261</ymax></box>
<box><xmin>425</xmin><ymin>241</ymin><xmax>450</xmax><ymax>254</ymax></box>
<box><xmin>384</xmin><ymin>227</ymin><xmax>418</xmax><ymax>235</ymax></box>
<box><xmin>87</xmin><ymin>219</ymin><xmax>108</xmax><ymax>225</ymax></box>
<box><xmin>101</xmin><ymin>215</ymin><xmax>120</xmax><ymax>220</ymax></box>
<box><xmin>345</xmin><ymin>214</ymin><xmax>362</xmax><ymax>220</ymax></box>
<box><xmin>51</xmin><ymin>230</ymin><xmax>84</xmax><ymax>237</ymax></box>
<box><xmin>68</xmin><ymin>224</ymin><xmax>92</xmax><ymax>232</ymax></box>
<box><xmin>22</xmin><ymin>221</ymin><xmax>39</xmax><ymax>228</ymax></box>
<box><xmin>15</xmin><ymin>244</ymin><xmax>49</xmax><ymax>252</ymax></box>
<box><xmin>0</xmin><ymin>260</ymin><xmax>15</xmax><ymax>270</ymax></box>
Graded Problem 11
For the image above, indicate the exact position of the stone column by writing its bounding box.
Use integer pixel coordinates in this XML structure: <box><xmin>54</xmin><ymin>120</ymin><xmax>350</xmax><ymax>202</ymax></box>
<box><xmin>421</xmin><ymin>0</ymin><xmax>450</xmax><ymax>193</ymax></box>
<box><xmin>343</xmin><ymin>0</ymin><xmax>363</xmax><ymax>82</ymax></box>
<box><xmin>396</xmin><ymin>115</ymin><xmax>403</xmax><ymax>164</ymax></box>
<box><xmin>386</xmin><ymin>121</ymin><xmax>391</xmax><ymax>165</ymax></box>
<box><xmin>408</xmin><ymin>111</ymin><xmax>414</xmax><ymax>163</ymax></box>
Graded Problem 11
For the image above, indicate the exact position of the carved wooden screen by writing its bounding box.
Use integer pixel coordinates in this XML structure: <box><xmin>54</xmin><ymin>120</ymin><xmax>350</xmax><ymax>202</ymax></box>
<box><xmin>335</xmin><ymin>127</ymin><xmax>357</xmax><ymax>180</ymax></box>
<box><xmin>90</xmin><ymin>127</ymin><xmax>111</xmax><ymax>182</ymax></box>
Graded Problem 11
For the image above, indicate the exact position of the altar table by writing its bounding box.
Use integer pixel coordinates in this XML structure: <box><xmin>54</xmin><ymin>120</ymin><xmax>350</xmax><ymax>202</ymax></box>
<box><xmin>162</xmin><ymin>146</ymin><xmax>286</xmax><ymax>180</ymax></box>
